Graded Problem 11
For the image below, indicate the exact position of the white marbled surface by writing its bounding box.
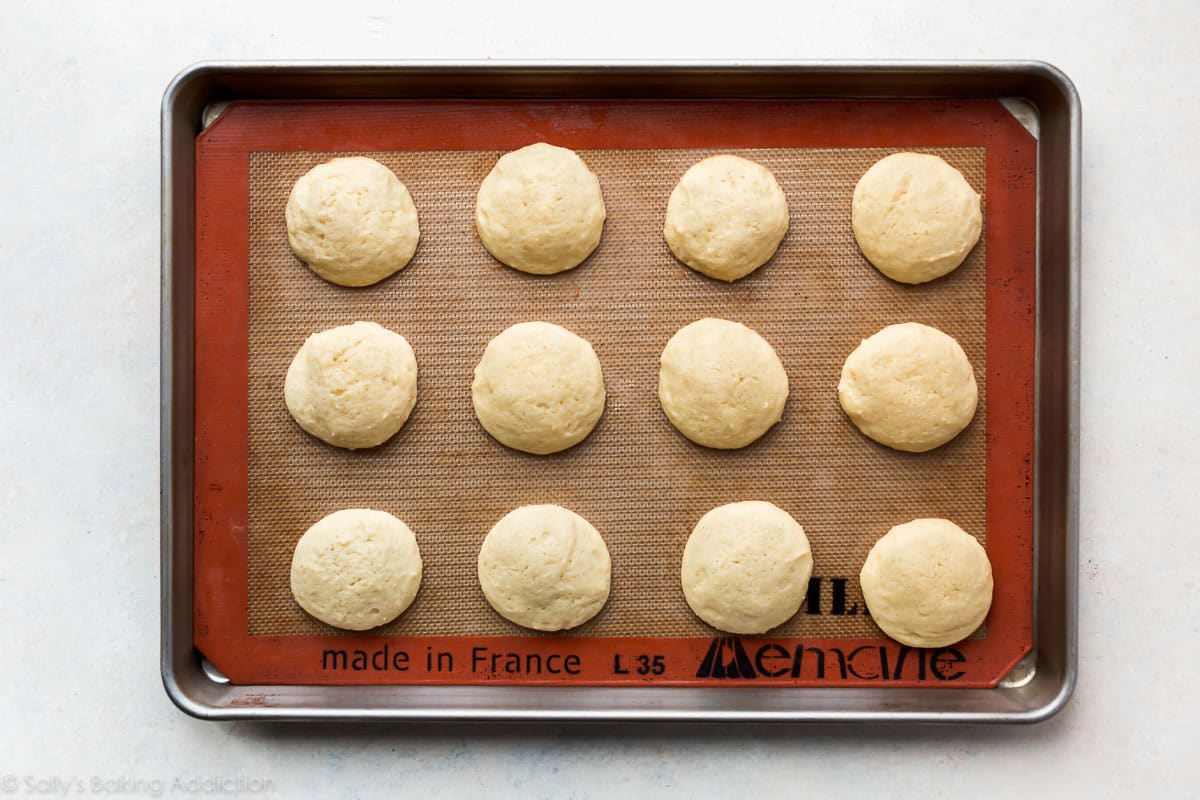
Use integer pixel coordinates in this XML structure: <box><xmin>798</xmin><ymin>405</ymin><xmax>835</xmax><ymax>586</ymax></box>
<box><xmin>1</xmin><ymin>0</ymin><xmax>1198</xmax><ymax>796</ymax></box>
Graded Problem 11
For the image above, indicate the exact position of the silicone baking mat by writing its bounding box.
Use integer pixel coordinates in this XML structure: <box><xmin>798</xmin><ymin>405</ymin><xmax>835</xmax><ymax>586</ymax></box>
<box><xmin>193</xmin><ymin>99</ymin><xmax>1036</xmax><ymax>686</ymax></box>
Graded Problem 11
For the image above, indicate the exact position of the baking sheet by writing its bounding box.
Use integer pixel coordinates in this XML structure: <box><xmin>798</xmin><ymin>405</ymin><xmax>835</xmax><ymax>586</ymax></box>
<box><xmin>189</xmin><ymin>97</ymin><xmax>1036</xmax><ymax>688</ymax></box>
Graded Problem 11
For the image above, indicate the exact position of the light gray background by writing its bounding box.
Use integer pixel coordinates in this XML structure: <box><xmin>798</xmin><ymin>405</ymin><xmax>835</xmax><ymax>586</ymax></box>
<box><xmin>1</xmin><ymin>0</ymin><xmax>1197</xmax><ymax>796</ymax></box>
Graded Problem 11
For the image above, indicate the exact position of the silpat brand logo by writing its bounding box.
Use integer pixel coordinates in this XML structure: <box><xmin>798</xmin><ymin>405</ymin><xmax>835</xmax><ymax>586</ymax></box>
<box><xmin>696</xmin><ymin>637</ymin><xmax>969</xmax><ymax>681</ymax></box>
<box><xmin>696</xmin><ymin>637</ymin><xmax>759</xmax><ymax>679</ymax></box>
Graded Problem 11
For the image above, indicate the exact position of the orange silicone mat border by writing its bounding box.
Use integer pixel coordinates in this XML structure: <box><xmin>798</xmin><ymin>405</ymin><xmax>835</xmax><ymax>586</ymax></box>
<box><xmin>193</xmin><ymin>99</ymin><xmax>1036</xmax><ymax>687</ymax></box>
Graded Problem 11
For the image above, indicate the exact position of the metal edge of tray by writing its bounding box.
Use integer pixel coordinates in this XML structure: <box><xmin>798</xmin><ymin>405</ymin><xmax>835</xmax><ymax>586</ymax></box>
<box><xmin>161</xmin><ymin>60</ymin><xmax>1079</xmax><ymax>723</ymax></box>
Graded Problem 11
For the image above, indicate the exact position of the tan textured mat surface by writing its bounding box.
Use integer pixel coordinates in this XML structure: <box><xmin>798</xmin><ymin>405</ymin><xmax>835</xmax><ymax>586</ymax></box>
<box><xmin>246</xmin><ymin>146</ymin><xmax>986</xmax><ymax>638</ymax></box>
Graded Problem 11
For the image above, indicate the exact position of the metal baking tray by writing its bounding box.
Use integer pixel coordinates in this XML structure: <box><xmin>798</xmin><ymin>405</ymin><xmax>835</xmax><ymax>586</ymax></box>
<box><xmin>161</xmin><ymin>60</ymin><xmax>1079</xmax><ymax>722</ymax></box>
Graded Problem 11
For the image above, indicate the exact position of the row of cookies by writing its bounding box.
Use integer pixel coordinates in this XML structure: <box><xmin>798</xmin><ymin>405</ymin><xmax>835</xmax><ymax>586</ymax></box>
<box><xmin>286</xmin><ymin>144</ymin><xmax>981</xmax><ymax>288</ymax></box>
<box><xmin>285</xmin><ymin>316</ymin><xmax>978</xmax><ymax>456</ymax></box>
<box><xmin>290</xmin><ymin>502</ymin><xmax>993</xmax><ymax>648</ymax></box>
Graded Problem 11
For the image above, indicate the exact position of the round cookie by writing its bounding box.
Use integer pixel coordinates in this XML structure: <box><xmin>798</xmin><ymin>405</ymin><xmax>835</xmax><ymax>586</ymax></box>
<box><xmin>471</xmin><ymin>321</ymin><xmax>605</xmax><ymax>455</ymax></box>
<box><xmin>290</xmin><ymin>508</ymin><xmax>423</xmax><ymax>631</ymax></box>
<box><xmin>860</xmin><ymin>518</ymin><xmax>993</xmax><ymax>648</ymax></box>
<box><xmin>838</xmin><ymin>322</ymin><xmax>977</xmax><ymax>453</ymax></box>
<box><xmin>285</xmin><ymin>156</ymin><xmax>420</xmax><ymax>287</ymax></box>
<box><xmin>658</xmin><ymin>318</ymin><xmax>789</xmax><ymax>449</ymax></box>
<box><xmin>681</xmin><ymin>501</ymin><xmax>813</xmax><ymax>634</ymax></box>
<box><xmin>474</xmin><ymin>142</ymin><xmax>606</xmax><ymax>275</ymax></box>
<box><xmin>664</xmin><ymin>154</ymin><xmax>790</xmax><ymax>282</ymax></box>
<box><xmin>478</xmin><ymin>505</ymin><xmax>611</xmax><ymax>631</ymax></box>
<box><xmin>285</xmin><ymin>321</ymin><xmax>418</xmax><ymax>450</ymax></box>
<box><xmin>851</xmin><ymin>152</ymin><xmax>982</xmax><ymax>284</ymax></box>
